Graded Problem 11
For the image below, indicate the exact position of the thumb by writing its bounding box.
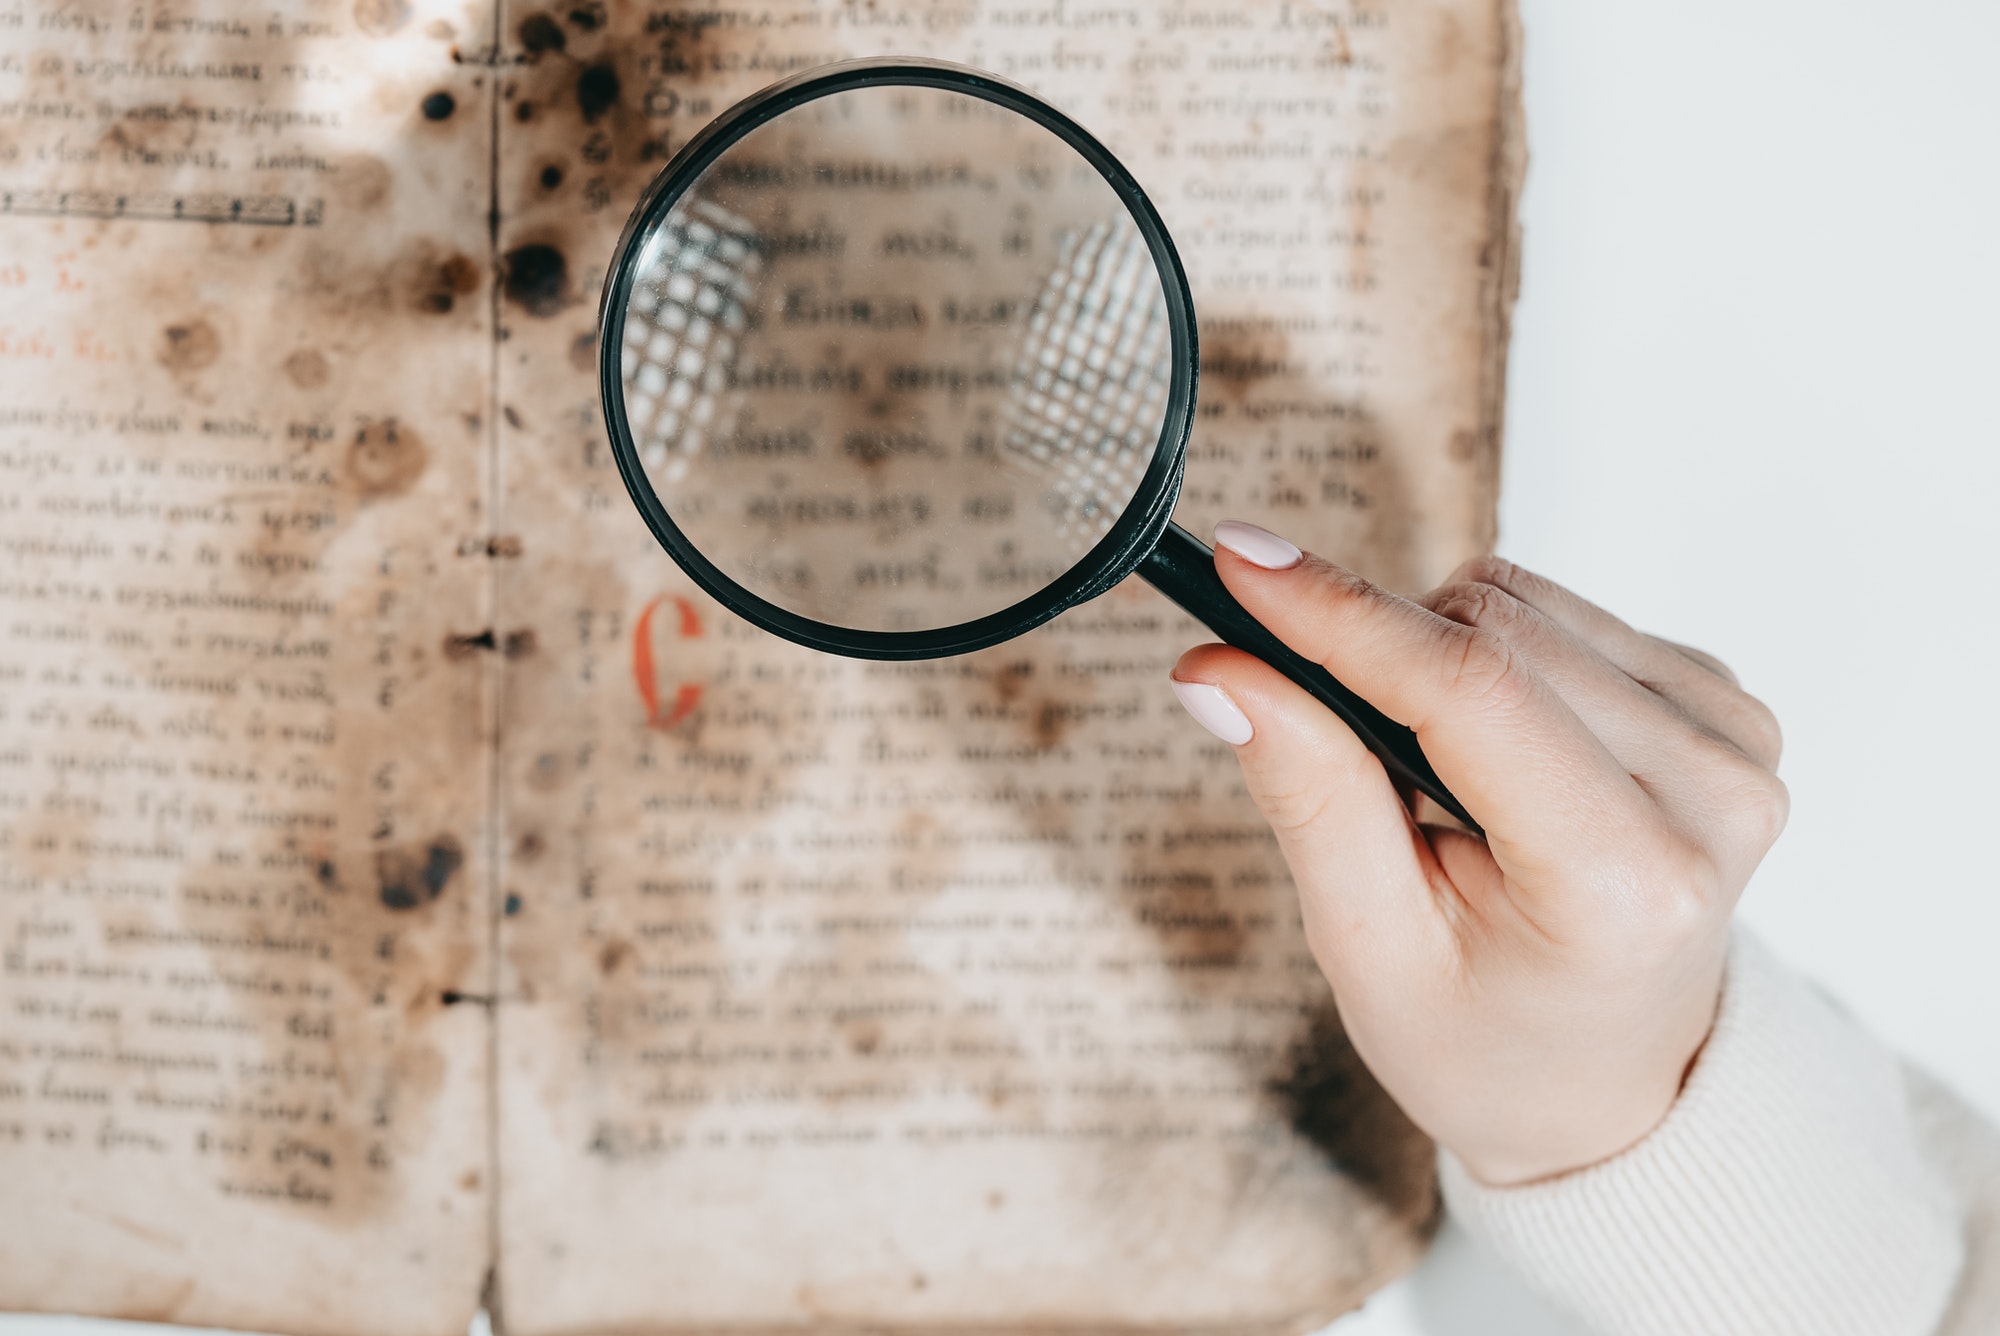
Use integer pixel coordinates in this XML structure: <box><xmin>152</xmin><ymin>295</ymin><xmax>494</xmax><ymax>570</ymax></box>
<box><xmin>1170</xmin><ymin>643</ymin><xmax>1437</xmax><ymax>968</ymax></box>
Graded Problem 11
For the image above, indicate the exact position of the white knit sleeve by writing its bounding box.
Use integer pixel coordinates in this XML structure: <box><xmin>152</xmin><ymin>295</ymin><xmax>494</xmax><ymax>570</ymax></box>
<box><xmin>1438</xmin><ymin>931</ymin><xmax>1968</xmax><ymax>1336</ymax></box>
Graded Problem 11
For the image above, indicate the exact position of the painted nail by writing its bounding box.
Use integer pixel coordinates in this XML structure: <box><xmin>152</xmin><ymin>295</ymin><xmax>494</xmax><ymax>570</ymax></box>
<box><xmin>1171</xmin><ymin>678</ymin><xmax>1254</xmax><ymax>746</ymax></box>
<box><xmin>1213</xmin><ymin>519</ymin><xmax>1303</xmax><ymax>570</ymax></box>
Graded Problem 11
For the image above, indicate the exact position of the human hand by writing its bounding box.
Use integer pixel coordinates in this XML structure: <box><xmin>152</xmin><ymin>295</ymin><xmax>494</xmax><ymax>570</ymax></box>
<box><xmin>1170</xmin><ymin>522</ymin><xmax>1789</xmax><ymax>1186</ymax></box>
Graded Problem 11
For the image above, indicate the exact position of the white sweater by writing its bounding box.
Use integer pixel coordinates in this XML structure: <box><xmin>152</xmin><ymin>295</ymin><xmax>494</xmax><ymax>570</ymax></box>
<box><xmin>1440</xmin><ymin>934</ymin><xmax>2000</xmax><ymax>1335</ymax></box>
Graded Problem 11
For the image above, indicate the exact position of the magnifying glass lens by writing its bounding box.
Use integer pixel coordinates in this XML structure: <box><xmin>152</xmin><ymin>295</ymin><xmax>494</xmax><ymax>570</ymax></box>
<box><xmin>610</xmin><ymin>64</ymin><xmax>1475</xmax><ymax>827</ymax></box>
<box><xmin>618</xmin><ymin>83</ymin><xmax>1173</xmax><ymax>635</ymax></box>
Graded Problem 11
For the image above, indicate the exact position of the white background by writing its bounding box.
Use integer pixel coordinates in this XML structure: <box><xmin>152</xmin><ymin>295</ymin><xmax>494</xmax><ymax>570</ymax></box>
<box><xmin>7</xmin><ymin>3</ymin><xmax>1997</xmax><ymax>1335</ymax></box>
<box><xmin>1335</xmin><ymin>0</ymin><xmax>2000</xmax><ymax>1329</ymax></box>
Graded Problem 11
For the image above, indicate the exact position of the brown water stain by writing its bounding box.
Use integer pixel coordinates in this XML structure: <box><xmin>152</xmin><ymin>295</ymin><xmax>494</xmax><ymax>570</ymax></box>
<box><xmin>330</xmin><ymin>153</ymin><xmax>394</xmax><ymax>214</ymax></box>
<box><xmin>282</xmin><ymin>349</ymin><xmax>331</xmax><ymax>390</ymax></box>
<box><xmin>345</xmin><ymin>419</ymin><xmax>427</xmax><ymax>498</ymax></box>
<box><xmin>406</xmin><ymin>249</ymin><xmax>481</xmax><ymax>316</ymax></box>
<box><xmin>1196</xmin><ymin>325</ymin><xmax>1294</xmax><ymax>404</ymax></box>
<box><xmin>156</xmin><ymin>320</ymin><xmax>220</xmax><ymax>373</ymax></box>
<box><xmin>353</xmin><ymin>0</ymin><xmax>412</xmax><ymax>37</ymax></box>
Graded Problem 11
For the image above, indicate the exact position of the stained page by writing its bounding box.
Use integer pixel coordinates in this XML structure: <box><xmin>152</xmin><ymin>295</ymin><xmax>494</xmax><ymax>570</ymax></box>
<box><xmin>0</xmin><ymin>4</ymin><xmax>497</xmax><ymax>1334</ymax></box>
<box><xmin>491</xmin><ymin>0</ymin><xmax>1520</xmax><ymax>1331</ymax></box>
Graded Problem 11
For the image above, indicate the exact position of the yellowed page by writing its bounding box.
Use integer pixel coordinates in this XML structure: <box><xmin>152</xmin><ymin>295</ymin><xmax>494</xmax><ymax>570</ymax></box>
<box><xmin>492</xmin><ymin>0</ymin><xmax>1519</xmax><ymax>1331</ymax></box>
<box><xmin>0</xmin><ymin>4</ymin><xmax>497</xmax><ymax>1334</ymax></box>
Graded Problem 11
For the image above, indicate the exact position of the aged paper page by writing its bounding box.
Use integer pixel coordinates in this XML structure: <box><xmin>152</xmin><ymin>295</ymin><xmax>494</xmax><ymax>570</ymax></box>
<box><xmin>492</xmin><ymin>1</ymin><xmax>1520</xmax><ymax>1331</ymax></box>
<box><xmin>0</xmin><ymin>4</ymin><xmax>497</xmax><ymax>1334</ymax></box>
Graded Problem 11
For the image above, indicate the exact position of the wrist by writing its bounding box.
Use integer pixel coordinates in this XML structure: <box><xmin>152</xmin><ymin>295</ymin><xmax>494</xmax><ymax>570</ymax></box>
<box><xmin>1449</xmin><ymin>982</ymin><xmax>1725</xmax><ymax>1187</ymax></box>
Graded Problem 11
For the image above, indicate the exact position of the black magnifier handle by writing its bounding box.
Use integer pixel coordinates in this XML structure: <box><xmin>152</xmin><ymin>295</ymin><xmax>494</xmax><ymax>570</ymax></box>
<box><xmin>1139</xmin><ymin>522</ymin><xmax>1480</xmax><ymax>834</ymax></box>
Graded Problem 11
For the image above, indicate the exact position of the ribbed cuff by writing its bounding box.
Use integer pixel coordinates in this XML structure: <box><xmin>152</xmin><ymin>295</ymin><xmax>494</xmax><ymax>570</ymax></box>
<box><xmin>1440</xmin><ymin>932</ymin><xmax>1965</xmax><ymax>1336</ymax></box>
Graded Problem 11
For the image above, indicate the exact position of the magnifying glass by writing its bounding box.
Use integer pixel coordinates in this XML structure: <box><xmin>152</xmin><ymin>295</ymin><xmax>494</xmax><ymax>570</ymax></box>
<box><xmin>598</xmin><ymin>58</ymin><xmax>1475</xmax><ymax>831</ymax></box>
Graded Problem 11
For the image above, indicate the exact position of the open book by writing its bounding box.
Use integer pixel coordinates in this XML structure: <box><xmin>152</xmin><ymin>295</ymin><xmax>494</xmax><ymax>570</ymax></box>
<box><xmin>0</xmin><ymin>3</ymin><xmax>1522</xmax><ymax>1333</ymax></box>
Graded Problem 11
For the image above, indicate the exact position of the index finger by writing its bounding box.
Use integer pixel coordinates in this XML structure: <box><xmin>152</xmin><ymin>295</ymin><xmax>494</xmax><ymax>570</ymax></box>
<box><xmin>1211</xmin><ymin>524</ymin><xmax>1658</xmax><ymax>882</ymax></box>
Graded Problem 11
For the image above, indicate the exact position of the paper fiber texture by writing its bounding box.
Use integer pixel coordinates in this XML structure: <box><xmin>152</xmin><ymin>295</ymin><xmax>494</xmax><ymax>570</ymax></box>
<box><xmin>0</xmin><ymin>2</ymin><xmax>1521</xmax><ymax>1333</ymax></box>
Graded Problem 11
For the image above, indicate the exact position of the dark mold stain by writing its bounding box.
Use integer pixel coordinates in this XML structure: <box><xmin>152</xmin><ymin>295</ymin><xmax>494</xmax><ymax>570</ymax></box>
<box><xmin>346</xmin><ymin>419</ymin><xmax>428</xmax><ymax>498</ymax></box>
<box><xmin>576</xmin><ymin>63</ymin><xmax>620</xmax><ymax>122</ymax></box>
<box><xmin>1268</xmin><ymin>1006</ymin><xmax>1438</xmax><ymax>1220</ymax></box>
<box><xmin>314</xmin><ymin>858</ymin><xmax>338</xmax><ymax>887</ymax></box>
<box><xmin>444</xmin><ymin>629</ymin><xmax>496</xmax><ymax>660</ymax></box>
<box><xmin>567</xmin><ymin>2</ymin><xmax>606</xmax><ymax>30</ymax></box>
<box><xmin>420</xmin><ymin>90</ymin><xmax>456</xmax><ymax>122</ymax></box>
<box><xmin>598</xmin><ymin>939</ymin><xmax>632</xmax><ymax>975</ymax></box>
<box><xmin>518</xmin><ymin>12</ymin><xmax>566</xmax><ymax>54</ymax></box>
<box><xmin>514</xmin><ymin>101</ymin><xmax>536</xmax><ymax>123</ymax></box>
<box><xmin>353</xmin><ymin>0</ymin><xmax>413</xmax><ymax>36</ymax></box>
<box><xmin>501</xmin><ymin>244</ymin><xmax>569</xmax><ymax>317</ymax></box>
<box><xmin>516</xmin><ymin>831</ymin><xmax>545</xmax><ymax>862</ymax></box>
<box><xmin>503</xmin><ymin>893</ymin><xmax>523</xmax><ymax>917</ymax></box>
<box><xmin>538</xmin><ymin>163</ymin><xmax>564</xmax><ymax>191</ymax></box>
<box><xmin>502</xmin><ymin>404</ymin><xmax>524</xmax><ymax>429</ymax></box>
<box><xmin>569</xmin><ymin>332</ymin><xmax>596</xmax><ymax>372</ymax></box>
<box><xmin>283</xmin><ymin>349</ymin><xmax>330</xmax><ymax>390</ymax></box>
<box><xmin>157</xmin><ymin>320</ymin><xmax>220</xmax><ymax>373</ymax></box>
<box><xmin>439</xmin><ymin>626</ymin><xmax>537</xmax><ymax>662</ymax></box>
<box><xmin>377</xmin><ymin>835</ymin><xmax>465</xmax><ymax>911</ymax></box>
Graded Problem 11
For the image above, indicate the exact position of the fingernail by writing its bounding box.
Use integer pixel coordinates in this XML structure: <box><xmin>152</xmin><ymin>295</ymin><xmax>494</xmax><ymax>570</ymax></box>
<box><xmin>1170</xmin><ymin>678</ymin><xmax>1254</xmax><ymax>746</ymax></box>
<box><xmin>1214</xmin><ymin>519</ymin><xmax>1303</xmax><ymax>570</ymax></box>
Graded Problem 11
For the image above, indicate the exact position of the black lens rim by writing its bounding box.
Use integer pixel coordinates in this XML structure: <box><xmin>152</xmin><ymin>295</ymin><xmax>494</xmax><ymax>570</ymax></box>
<box><xmin>598</xmin><ymin>57</ymin><xmax>1198</xmax><ymax>661</ymax></box>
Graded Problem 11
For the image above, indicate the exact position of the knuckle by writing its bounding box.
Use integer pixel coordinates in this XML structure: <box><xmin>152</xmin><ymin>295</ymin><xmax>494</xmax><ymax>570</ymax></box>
<box><xmin>1684</xmin><ymin>733</ymin><xmax>1791</xmax><ymax>847</ymax></box>
<box><xmin>1437</xmin><ymin>625</ymin><xmax>1533</xmax><ymax>711</ymax></box>
<box><xmin>1300</xmin><ymin>556</ymin><xmax>1392</xmax><ymax>624</ymax></box>
<box><xmin>1733</xmin><ymin>692</ymin><xmax>1785</xmax><ymax>766</ymax></box>
<box><xmin>1428</xmin><ymin>580</ymin><xmax>1519</xmax><ymax>632</ymax></box>
<box><xmin>1667</xmin><ymin>638</ymin><xmax>1741</xmax><ymax>686</ymax></box>
<box><xmin>1726</xmin><ymin>766</ymin><xmax>1791</xmax><ymax>851</ymax></box>
<box><xmin>1635</xmin><ymin>839</ymin><xmax>1727</xmax><ymax>942</ymax></box>
<box><xmin>1248</xmin><ymin>776</ymin><xmax>1338</xmax><ymax>842</ymax></box>
<box><xmin>1453</xmin><ymin>553</ymin><xmax>1524</xmax><ymax>593</ymax></box>
<box><xmin>1304</xmin><ymin>554</ymin><xmax>1382</xmax><ymax>602</ymax></box>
